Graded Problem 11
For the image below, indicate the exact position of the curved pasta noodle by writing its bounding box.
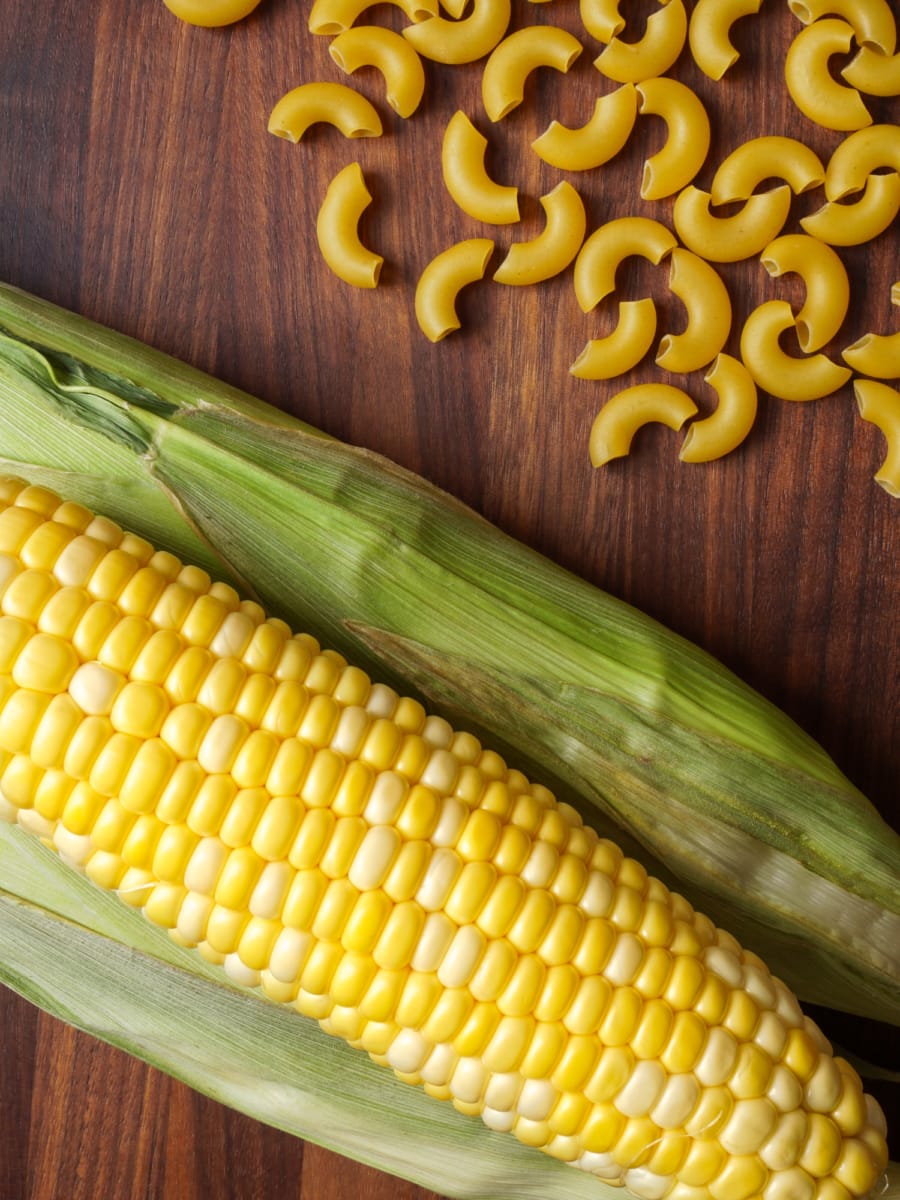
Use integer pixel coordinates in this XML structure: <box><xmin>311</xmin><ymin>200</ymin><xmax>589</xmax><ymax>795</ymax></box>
<box><xmin>710</xmin><ymin>137</ymin><xmax>826</xmax><ymax>204</ymax></box>
<box><xmin>784</xmin><ymin>20</ymin><xmax>872</xmax><ymax>131</ymax></box>
<box><xmin>801</xmin><ymin>171</ymin><xmax>900</xmax><ymax>244</ymax></box>
<box><xmin>531</xmin><ymin>84</ymin><xmax>637</xmax><ymax>171</ymax></box>
<box><xmin>636</xmin><ymin>78</ymin><xmax>710</xmax><ymax>200</ymax></box>
<box><xmin>574</xmin><ymin>217</ymin><xmax>677</xmax><ymax>312</ymax></box>
<box><xmin>403</xmin><ymin>0</ymin><xmax>512</xmax><ymax>64</ymax></box>
<box><xmin>481</xmin><ymin>27</ymin><xmax>582</xmax><ymax>121</ymax></box>
<box><xmin>589</xmin><ymin>383</ymin><xmax>699</xmax><ymax>467</ymax></box>
<box><xmin>309</xmin><ymin>0</ymin><xmax>436</xmax><ymax>34</ymax></box>
<box><xmin>570</xmin><ymin>298</ymin><xmax>658</xmax><ymax>380</ymax></box>
<box><xmin>268</xmin><ymin>83</ymin><xmax>382</xmax><ymax>142</ymax></box>
<box><xmin>162</xmin><ymin>0</ymin><xmax>262</xmax><ymax>25</ymax></box>
<box><xmin>673</xmin><ymin>185</ymin><xmax>791</xmax><ymax>263</ymax></box>
<box><xmin>656</xmin><ymin>249</ymin><xmax>731</xmax><ymax>374</ymax></box>
<box><xmin>843</xmin><ymin>47</ymin><xmax>900</xmax><ymax>97</ymax></box>
<box><xmin>415</xmin><ymin>239</ymin><xmax>494</xmax><ymax>342</ymax></box>
<box><xmin>679</xmin><ymin>355</ymin><xmax>759</xmax><ymax>462</ymax></box>
<box><xmin>740</xmin><ymin>300</ymin><xmax>852</xmax><ymax>401</ymax></box>
<box><xmin>580</xmin><ymin>0</ymin><xmax>625</xmax><ymax>42</ymax></box>
<box><xmin>787</xmin><ymin>0</ymin><xmax>897</xmax><ymax>54</ymax></box>
<box><xmin>688</xmin><ymin>0</ymin><xmax>763</xmax><ymax>80</ymax></box>
<box><xmin>843</xmin><ymin>285</ymin><xmax>900</xmax><ymax>377</ymax></box>
<box><xmin>493</xmin><ymin>182</ymin><xmax>587</xmax><ymax>286</ymax></box>
<box><xmin>854</xmin><ymin>379</ymin><xmax>900</xmax><ymax>496</ymax></box>
<box><xmin>823</xmin><ymin>124</ymin><xmax>900</xmax><ymax>199</ymax></box>
<box><xmin>441</xmin><ymin>112</ymin><xmax>520</xmax><ymax>225</ymax></box>
<box><xmin>316</xmin><ymin>163</ymin><xmax>384</xmax><ymax>289</ymax></box>
<box><xmin>329</xmin><ymin>27</ymin><xmax>426</xmax><ymax>118</ymax></box>
<box><xmin>760</xmin><ymin>234</ymin><xmax>850</xmax><ymax>353</ymax></box>
<box><xmin>594</xmin><ymin>0</ymin><xmax>687</xmax><ymax>83</ymax></box>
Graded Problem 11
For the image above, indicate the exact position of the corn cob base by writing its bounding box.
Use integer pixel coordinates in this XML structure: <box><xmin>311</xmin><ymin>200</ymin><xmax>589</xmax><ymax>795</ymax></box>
<box><xmin>0</xmin><ymin>477</ymin><xmax>888</xmax><ymax>1200</ymax></box>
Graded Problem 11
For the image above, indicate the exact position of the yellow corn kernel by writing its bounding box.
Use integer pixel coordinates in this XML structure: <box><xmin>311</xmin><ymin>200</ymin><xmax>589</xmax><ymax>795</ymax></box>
<box><xmin>631</xmin><ymin>996</ymin><xmax>674</xmax><ymax>1059</ymax></box>
<box><xmin>121</xmin><ymin>813</ymin><xmax>164</xmax><ymax>869</ymax></box>
<box><xmin>181</xmin><ymin>594</ymin><xmax>229</xmax><ymax>648</ymax></box>
<box><xmin>312</xmin><ymin>878</ymin><xmax>359</xmax><ymax>941</ymax></box>
<box><xmin>3</xmin><ymin>570</ymin><xmax>59</xmax><ymax>623</ymax></box>
<box><xmin>198</xmin><ymin>658</ymin><xmax>250</xmax><ymax>715</ymax></box>
<box><xmin>205</xmin><ymin>905</ymin><xmax>249</xmax><ymax>956</ymax></box>
<box><xmin>186</xmin><ymin>775</ymin><xmax>238</xmax><ymax>836</ymax></box>
<box><xmin>153</xmin><ymin>824</ymin><xmax>200</xmax><ymax>883</ymax></box>
<box><xmin>341</xmin><ymin>888</ymin><xmax>391</xmax><ymax>953</ymax></box>
<box><xmin>130</xmin><ymin>629</ymin><xmax>183</xmax><ymax>685</ymax></box>
<box><xmin>453</xmin><ymin>1003</ymin><xmax>502</xmax><ymax>1058</ymax></box>
<box><xmin>84</xmin><ymin>849</ymin><xmax>126</xmax><ymax>890</ymax></box>
<box><xmin>62</xmin><ymin>714</ymin><xmax>112</xmax><ymax>779</ymax></box>
<box><xmin>116</xmin><ymin>565</ymin><xmax>168</xmax><ymax>617</ymax></box>
<box><xmin>535</xmin><ymin>963</ymin><xmax>580</xmax><ymax>1023</ymax></box>
<box><xmin>250</xmin><ymin>795</ymin><xmax>304</xmax><ymax>862</ymax></box>
<box><xmin>163</xmin><ymin>645</ymin><xmax>214</xmax><ymax>703</ymax></box>
<box><xmin>709</xmin><ymin>1154</ymin><xmax>769</xmax><ymax>1200</ymax></box>
<box><xmin>215</xmin><ymin>846</ymin><xmax>264</xmax><ymax>909</ymax></box>
<box><xmin>395</xmin><ymin>783</ymin><xmax>441</xmax><ymax>839</ymax></box>
<box><xmin>373</xmin><ymin>900</ymin><xmax>425</xmax><ymax>970</ymax></box>
<box><xmin>783</xmin><ymin>1027</ymin><xmax>822</xmax><ymax>1082</ymax></box>
<box><xmin>90</xmin><ymin>798</ymin><xmax>136</xmax><ymax>854</ymax></box>
<box><xmin>289</xmin><ymin>807</ymin><xmax>336</xmax><ymax>868</ymax></box>
<box><xmin>301</xmin><ymin>748</ymin><xmax>345</xmax><ymax>809</ymax></box>
<box><xmin>87</xmin><ymin>548</ymin><xmax>139</xmax><ymax>602</ymax></box>
<box><xmin>519</xmin><ymin>1021</ymin><xmax>567</xmax><ymax>1079</ymax></box>
<box><xmin>393</xmin><ymin>733</ymin><xmax>431</xmax><ymax>782</ymax></box>
<box><xmin>118</xmin><ymin>739</ymin><xmax>177</xmax><ymax>815</ymax></box>
<box><xmin>580</xmin><ymin>1102</ymin><xmax>626</xmax><ymax>1153</ymax></box>
<box><xmin>397</xmin><ymin>971</ymin><xmax>443</xmax><ymax>1028</ymax></box>
<box><xmin>219</xmin><ymin>787</ymin><xmax>269</xmax><ymax>849</ymax></box>
<box><xmin>358</xmin><ymin>969</ymin><xmax>407</xmax><ymax>1022</ymax></box>
<box><xmin>482</xmin><ymin>1014</ymin><xmax>535</xmax><ymax>1073</ymax></box>
<box><xmin>300</xmin><ymin>939</ymin><xmax>344</xmax><ymax>995</ymax></box>
<box><xmin>89</xmin><ymin>731</ymin><xmax>141</xmax><ymax>798</ymax></box>
<box><xmin>33</xmin><ymin>770</ymin><xmax>76</xmax><ymax>821</ymax></box>
<box><xmin>31</xmin><ymin>694</ymin><xmax>83</xmax><ymax>770</ymax></box>
<box><xmin>679</xmin><ymin>1138</ymin><xmax>727</xmax><ymax>1186</ymax></box>
<box><xmin>694</xmin><ymin>971</ymin><xmax>730</xmax><ymax>1025</ymax></box>
<box><xmin>266</xmin><ymin>737</ymin><xmax>312</xmax><ymax>796</ymax></box>
<box><xmin>259</xmin><ymin>680</ymin><xmax>308</xmax><ymax>738</ymax></box>
<box><xmin>613</xmin><ymin>1115</ymin><xmax>661</xmax><ymax>1168</ymax></box>
<box><xmin>507</xmin><ymin>888</ymin><xmax>556</xmax><ymax>953</ymax></box>
<box><xmin>0</xmin><ymin>504</ymin><xmax>46</xmax><ymax>553</ymax></box>
<box><xmin>383</xmin><ymin>839</ymin><xmax>430</xmax><ymax>902</ymax></box>
<box><xmin>599</xmin><ymin>984</ymin><xmax>643</xmax><ymax>1045</ymax></box>
<box><xmin>156</xmin><ymin>760</ymin><xmax>205</xmax><ymax>824</ymax></box>
<box><xmin>445</xmin><ymin>861</ymin><xmax>497</xmax><ymax>925</ymax></box>
<box><xmin>0</xmin><ymin>617</ymin><xmax>34</xmax><ymax>673</ymax></box>
<box><xmin>13</xmin><ymin>632</ymin><xmax>79</xmax><ymax>694</ymax></box>
<box><xmin>0</xmin><ymin>753</ymin><xmax>42</xmax><ymax>808</ymax></box>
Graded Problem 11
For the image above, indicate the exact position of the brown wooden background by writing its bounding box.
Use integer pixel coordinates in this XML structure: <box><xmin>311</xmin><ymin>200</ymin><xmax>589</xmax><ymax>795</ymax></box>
<box><xmin>0</xmin><ymin>1</ymin><xmax>897</xmax><ymax>1197</ymax></box>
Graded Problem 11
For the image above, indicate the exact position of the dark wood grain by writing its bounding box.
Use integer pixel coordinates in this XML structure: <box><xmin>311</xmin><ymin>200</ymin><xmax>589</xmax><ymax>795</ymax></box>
<box><xmin>0</xmin><ymin>1</ymin><xmax>897</xmax><ymax>1197</ymax></box>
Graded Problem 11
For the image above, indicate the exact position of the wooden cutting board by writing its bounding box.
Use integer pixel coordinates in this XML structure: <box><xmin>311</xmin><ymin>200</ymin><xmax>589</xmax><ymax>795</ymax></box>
<box><xmin>0</xmin><ymin>2</ymin><xmax>897</xmax><ymax>1197</ymax></box>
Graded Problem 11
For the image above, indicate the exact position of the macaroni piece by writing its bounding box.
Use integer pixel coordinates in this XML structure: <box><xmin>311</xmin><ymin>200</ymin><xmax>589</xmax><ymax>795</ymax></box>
<box><xmin>268</xmin><ymin>82</ymin><xmax>382</xmax><ymax>142</ymax></box>
<box><xmin>574</xmin><ymin>217</ymin><xmax>677</xmax><ymax>312</ymax></box>
<box><xmin>589</xmin><ymin>383</ymin><xmax>699</xmax><ymax>467</ymax></box>
<box><xmin>580</xmin><ymin>0</ymin><xmax>625</xmax><ymax>42</ymax></box>
<box><xmin>656</xmin><ymin>249</ymin><xmax>731</xmax><ymax>374</ymax></box>
<box><xmin>162</xmin><ymin>0</ymin><xmax>262</xmax><ymax>25</ymax></box>
<box><xmin>672</xmin><ymin>185</ymin><xmax>791</xmax><ymax>262</ymax></box>
<box><xmin>329</xmin><ymin>27</ymin><xmax>426</xmax><ymax>118</ymax></box>
<box><xmin>843</xmin><ymin>285</ymin><xmax>900</xmax><ymax>378</ymax></box>
<box><xmin>784</xmin><ymin>20</ymin><xmax>873</xmax><ymax>131</ymax></box>
<box><xmin>309</xmin><ymin>0</ymin><xmax>436</xmax><ymax>34</ymax></box>
<box><xmin>439</xmin><ymin>0</ymin><xmax>467</xmax><ymax>18</ymax></box>
<box><xmin>843</xmin><ymin>46</ymin><xmax>900</xmax><ymax>97</ymax></box>
<box><xmin>711</xmin><ymin>136</ymin><xmax>826</xmax><ymax>204</ymax></box>
<box><xmin>854</xmin><ymin>379</ymin><xmax>900</xmax><ymax>496</ymax></box>
<box><xmin>801</xmin><ymin>172</ymin><xmax>900</xmax><ymax>244</ymax></box>
<box><xmin>481</xmin><ymin>26</ymin><xmax>582</xmax><ymax>121</ymax></box>
<box><xmin>493</xmin><ymin>182</ymin><xmax>587</xmax><ymax>286</ymax></box>
<box><xmin>679</xmin><ymin>355</ymin><xmax>759</xmax><ymax>462</ymax></box>
<box><xmin>441</xmin><ymin>112</ymin><xmax>520</xmax><ymax>225</ymax></box>
<box><xmin>415</xmin><ymin>239</ymin><xmax>495</xmax><ymax>341</ymax></box>
<box><xmin>570</xmin><ymin>298</ymin><xmax>658</xmax><ymax>380</ymax></box>
<box><xmin>760</xmin><ymin>234</ymin><xmax>850</xmax><ymax>353</ymax></box>
<box><xmin>688</xmin><ymin>0</ymin><xmax>763</xmax><ymax>80</ymax></box>
<box><xmin>787</xmin><ymin>0</ymin><xmax>897</xmax><ymax>54</ymax></box>
<box><xmin>594</xmin><ymin>0</ymin><xmax>687</xmax><ymax>84</ymax></box>
<box><xmin>636</xmin><ymin>78</ymin><xmax>710</xmax><ymax>200</ymax></box>
<box><xmin>403</xmin><ymin>0</ymin><xmax>512</xmax><ymax>64</ymax></box>
<box><xmin>531</xmin><ymin>84</ymin><xmax>637</xmax><ymax>171</ymax></box>
<box><xmin>740</xmin><ymin>300</ymin><xmax>852</xmax><ymax>401</ymax></box>
<box><xmin>823</xmin><ymin>124</ymin><xmax>900</xmax><ymax>199</ymax></box>
<box><xmin>315</xmin><ymin>163</ymin><xmax>384</xmax><ymax>289</ymax></box>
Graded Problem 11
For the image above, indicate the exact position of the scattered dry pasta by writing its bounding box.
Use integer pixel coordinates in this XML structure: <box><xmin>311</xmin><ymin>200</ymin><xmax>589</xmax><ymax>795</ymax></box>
<box><xmin>315</xmin><ymin>163</ymin><xmax>384</xmax><ymax>288</ymax></box>
<box><xmin>441</xmin><ymin>111</ymin><xmax>520</xmax><ymax>224</ymax></box>
<box><xmin>855</xmin><ymin>379</ymin><xmax>900</xmax><ymax>496</ymax></box>
<box><xmin>162</xmin><ymin>0</ymin><xmax>262</xmax><ymax>25</ymax></box>
<box><xmin>531</xmin><ymin>85</ymin><xmax>637</xmax><ymax>171</ymax></box>
<box><xmin>843</xmin><ymin>46</ymin><xmax>900</xmax><ymax>97</ymax></box>
<box><xmin>415</xmin><ymin>239</ymin><xmax>494</xmax><ymax>342</ymax></box>
<box><xmin>842</xmin><ymin>285</ymin><xmax>900</xmax><ymax>378</ymax></box>
<box><xmin>268</xmin><ymin>82</ymin><xmax>382</xmax><ymax>142</ymax></box>
<box><xmin>656</xmin><ymin>249</ymin><xmax>732</xmax><ymax>374</ymax></box>
<box><xmin>481</xmin><ymin>26</ymin><xmax>582</xmax><ymax>122</ymax></box>
<box><xmin>329</xmin><ymin>27</ymin><xmax>426</xmax><ymax>118</ymax></box>
<box><xmin>679</xmin><ymin>355</ymin><xmax>759</xmax><ymax>462</ymax></box>
<box><xmin>492</xmin><ymin>182</ymin><xmax>586</xmax><ymax>286</ymax></box>
<box><xmin>824</xmin><ymin>124</ymin><xmax>900</xmax><ymax>199</ymax></box>
<box><xmin>594</xmin><ymin>0</ymin><xmax>687</xmax><ymax>83</ymax></box>
<box><xmin>570</xmin><ymin>299</ymin><xmax>658</xmax><ymax>380</ymax></box>
<box><xmin>579</xmin><ymin>0</ymin><xmax>624</xmax><ymax>42</ymax></box>
<box><xmin>688</xmin><ymin>0</ymin><xmax>763</xmax><ymax>80</ymax></box>
<box><xmin>801</xmin><ymin>172</ymin><xmax>900</xmax><ymax>245</ymax></box>
<box><xmin>760</xmin><ymin>234</ymin><xmax>850</xmax><ymax>353</ymax></box>
<box><xmin>574</xmin><ymin>217</ymin><xmax>677</xmax><ymax>312</ymax></box>
<box><xmin>308</xmin><ymin>0</ymin><xmax>436</xmax><ymax>35</ymax></box>
<box><xmin>784</xmin><ymin>20</ymin><xmax>873</xmax><ymax>131</ymax></box>
<box><xmin>710</xmin><ymin>137</ymin><xmax>825</xmax><ymax>204</ymax></box>
<box><xmin>673</xmin><ymin>186</ymin><xmax>792</xmax><ymax>262</ymax></box>
<box><xmin>787</xmin><ymin>0</ymin><xmax>897</xmax><ymax>55</ymax></box>
<box><xmin>403</xmin><ymin>0</ymin><xmax>512</xmax><ymax>64</ymax></box>
<box><xmin>740</xmin><ymin>300</ymin><xmax>852</xmax><ymax>402</ymax></box>
<box><xmin>589</xmin><ymin>383</ymin><xmax>698</xmax><ymax>467</ymax></box>
<box><xmin>636</xmin><ymin>77</ymin><xmax>710</xmax><ymax>200</ymax></box>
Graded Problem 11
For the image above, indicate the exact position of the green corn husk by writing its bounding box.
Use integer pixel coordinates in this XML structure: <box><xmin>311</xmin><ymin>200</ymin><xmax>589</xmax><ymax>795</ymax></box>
<box><xmin>0</xmin><ymin>281</ymin><xmax>898</xmax><ymax>1194</ymax></box>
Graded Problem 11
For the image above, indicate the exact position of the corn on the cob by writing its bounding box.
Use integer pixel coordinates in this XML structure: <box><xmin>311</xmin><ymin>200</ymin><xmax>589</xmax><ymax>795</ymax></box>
<box><xmin>0</xmin><ymin>477</ymin><xmax>888</xmax><ymax>1200</ymax></box>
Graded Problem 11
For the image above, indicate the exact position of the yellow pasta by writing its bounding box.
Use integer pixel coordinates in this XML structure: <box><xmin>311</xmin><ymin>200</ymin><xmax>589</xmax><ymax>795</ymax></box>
<box><xmin>329</xmin><ymin>27</ymin><xmax>426</xmax><ymax>118</ymax></box>
<box><xmin>801</xmin><ymin>171</ymin><xmax>900</xmax><ymax>244</ymax></box>
<box><xmin>267</xmin><ymin>82</ymin><xmax>382</xmax><ymax>142</ymax></box>
<box><xmin>854</xmin><ymin>378</ymin><xmax>900</xmax><ymax>496</ymax></box>
<box><xmin>672</xmin><ymin>185</ymin><xmax>791</xmax><ymax>262</ymax></box>
<box><xmin>688</xmin><ymin>0</ymin><xmax>763</xmax><ymax>80</ymax></box>
<box><xmin>679</xmin><ymin>354</ymin><xmax>759</xmax><ymax>462</ymax></box>
<box><xmin>589</xmin><ymin>383</ymin><xmax>699</xmax><ymax>467</ymax></box>
<box><xmin>784</xmin><ymin>20</ymin><xmax>872</xmax><ymax>130</ymax></box>
<box><xmin>594</xmin><ymin>0</ymin><xmax>687</xmax><ymax>83</ymax></box>
<box><xmin>493</xmin><ymin>182</ymin><xmax>587</xmax><ymax>286</ymax></box>
<box><xmin>403</xmin><ymin>0</ymin><xmax>512</xmax><ymax>64</ymax></box>
<box><xmin>656</xmin><ymin>249</ymin><xmax>732</xmax><ymax>374</ymax></box>
<box><xmin>761</xmin><ymin>234</ymin><xmax>850</xmax><ymax>353</ymax></box>
<box><xmin>439</xmin><ymin>0</ymin><xmax>468</xmax><ymax>18</ymax></box>
<box><xmin>481</xmin><ymin>26</ymin><xmax>582</xmax><ymax>121</ymax></box>
<box><xmin>415</xmin><ymin>239</ymin><xmax>494</xmax><ymax>342</ymax></box>
<box><xmin>740</xmin><ymin>300</ymin><xmax>852</xmax><ymax>401</ymax></box>
<box><xmin>842</xmin><ymin>284</ymin><xmax>900</xmax><ymax>378</ymax></box>
<box><xmin>162</xmin><ymin>0</ymin><xmax>262</xmax><ymax>25</ymax></box>
<box><xmin>308</xmin><ymin>0</ymin><xmax>436</xmax><ymax>34</ymax></box>
<box><xmin>710</xmin><ymin>136</ymin><xmax>825</xmax><ymax>204</ymax></box>
<box><xmin>787</xmin><ymin>0</ymin><xmax>897</xmax><ymax>54</ymax></box>
<box><xmin>843</xmin><ymin>46</ymin><xmax>900</xmax><ymax>96</ymax></box>
<box><xmin>579</xmin><ymin>0</ymin><xmax>625</xmax><ymax>42</ymax></box>
<box><xmin>569</xmin><ymin>298</ymin><xmax>658</xmax><ymax>379</ymax></box>
<box><xmin>823</xmin><ymin>124</ymin><xmax>900</xmax><ymax>199</ymax></box>
<box><xmin>531</xmin><ymin>84</ymin><xmax>637</xmax><ymax>171</ymax></box>
<box><xmin>315</xmin><ymin>163</ymin><xmax>384</xmax><ymax>289</ymax></box>
<box><xmin>574</xmin><ymin>216</ymin><xmax>677</xmax><ymax>312</ymax></box>
<box><xmin>441</xmin><ymin>112</ymin><xmax>520</xmax><ymax>225</ymax></box>
<box><xmin>636</xmin><ymin>78</ymin><xmax>710</xmax><ymax>200</ymax></box>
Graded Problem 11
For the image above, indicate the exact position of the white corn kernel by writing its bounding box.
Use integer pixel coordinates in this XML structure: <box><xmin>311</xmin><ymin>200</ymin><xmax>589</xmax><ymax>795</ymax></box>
<box><xmin>517</xmin><ymin>1078</ymin><xmax>557</xmax><ymax>1121</ymax></box>
<box><xmin>437</xmin><ymin>924</ymin><xmax>486</xmax><ymax>987</ymax></box>
<box><xmin>69</xmin><ymin>661</ymin><xmax>124</xmax><ymax>715</ymax></box>
<box><xmin>411</xmin><ymin>911</ymin><xmax>457</xmax><ymax>972</ymax></box>
<box><xmin>331</xmin><ymin>705</ymin><xmax>370</xmax><ymax>758</ymax></box>
<box><xmin>615</xmin><ymin>1058</ymin><xmax>667</xmax><ymax>1116</ymax></box>
<box><xmin>184</xmin><ymin>837</ymin><xmax>228</xmax><ymax>894</ymax></box>
<box><xmin>580</xmin><ymin>870</ymin><xmax>615</xmax><ymax>917</ymax></box>
<box><xmin>249</xmin><ymin>861</ymin><xmax>293</xmax><ymax>919</ymax></box>
<box><xmin>269</xmin><ymin>927</ymin><xmax>313</xmax><ymax>984</ymax></box>
<box><xmin>482</xmin><ymin>1106</ymin><xmax>516</xmax><ymax>1132</ymax></box>
<box><xmin>703</xmin><ymin>944</ymin><xmax>744</xmax><ymax>988</ymax></box>
<box><xmin>348</xmin><ymin>825</ymin><xmax>401</xmax><ymax>891</ymax></box>
<box><xmin>223</xmin><ymin>953</ymin><xmax>261</xmax><ymax>988</ymax></box>
<box><xmin>365</xmin><ymin>683</ymin><xmax>398</xmax><ymax>718</ymax></box>
<box><xmin>605</xmin><ymin>932</ymin><xmax>645</xmax><ymax>986</ymax></box>
<box><xmin>387</xmin><ymin>1028</ymin><xmax>430</xmax><ymax>1074</ymax></box>
<box><xmin>422</xmin><ymin>714</ymin><xmax>454</xmax><ymax>748</ymax></box>
<box><xmin>362</xmin><ymin>771</ymin><xmax>407</xmax><ymax>825</ymax></box>
<box><xmin>695</xmin><ymin>1026</ymin><xmax>739</xmax><ymax>1086</ymax></box>
<box><xmin>484</xmin><ymin>1071</ymin><xmax>524</xmax><ymax>1110</ymax></box>
<box><xmin>450</xmin><ymin>1056</ymin><xmax>487</xmax><ymax>1104</ymax></box>
<box><xmin>624</xmin><ymin>1167</ymin><xmax>674</xmax><ymax>1199</ymax></box>
<box><xmin>651</xmin><ymin>1073</ymin><xmax>700</xmax><ymax>1129</ymax></box>
<box><xmin>431</xmin><ymin>797</ymin><xmax>467</xmax><ymax>847</ymax></box>
<box><xmin>420</xmin><ymin>1043</ymin><xmax>457</xmax><ymax>1087</ymax></box>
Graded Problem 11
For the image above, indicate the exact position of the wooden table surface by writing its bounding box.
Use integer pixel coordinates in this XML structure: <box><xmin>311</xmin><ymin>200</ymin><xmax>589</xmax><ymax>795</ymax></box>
<box><xmin>0</xmin><ymin>2</ymin><xmax>897</xmax><ymax>1197</ymax></box>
